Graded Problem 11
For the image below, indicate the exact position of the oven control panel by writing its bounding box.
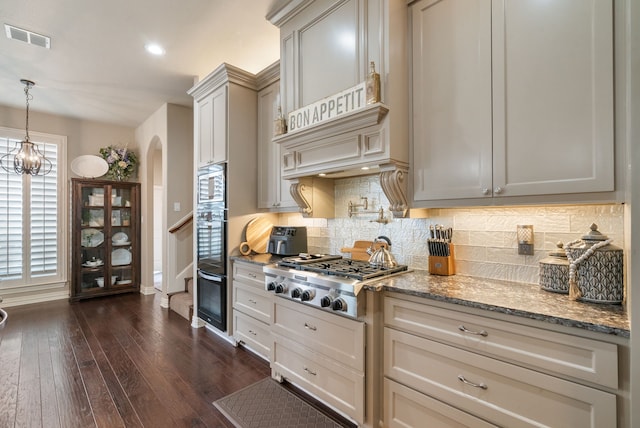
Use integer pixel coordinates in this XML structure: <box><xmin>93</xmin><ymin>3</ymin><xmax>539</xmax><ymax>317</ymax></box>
<box><xmin>264</xmin><ymin>267</ymin><xmax>362</xmax><ymax>319</ymax></box>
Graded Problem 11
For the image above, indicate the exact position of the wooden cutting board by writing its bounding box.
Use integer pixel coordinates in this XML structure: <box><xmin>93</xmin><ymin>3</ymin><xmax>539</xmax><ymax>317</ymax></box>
<box><xmin>340</xmin><ymin>240</ymin><xmax>388</xmax><ymax>261</ymax></box>
<box><xmin>241</xmin><ymin>217</ymin><xmax>273</xmax><ymax>254</ymax></box>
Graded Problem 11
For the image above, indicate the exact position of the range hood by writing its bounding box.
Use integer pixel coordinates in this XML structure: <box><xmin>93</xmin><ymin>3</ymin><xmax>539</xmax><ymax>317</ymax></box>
<box><xmin>274</xmin><ymin>102</ymin><xmax>409</xmax><ymax>218</ymax></box>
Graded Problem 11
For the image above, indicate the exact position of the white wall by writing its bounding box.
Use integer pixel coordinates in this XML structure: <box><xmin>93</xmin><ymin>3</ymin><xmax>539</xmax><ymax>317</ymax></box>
<box><xmin>134</xmin><ymin>103</ymin><xmax>193</xmax><ymax>297</ymax></box>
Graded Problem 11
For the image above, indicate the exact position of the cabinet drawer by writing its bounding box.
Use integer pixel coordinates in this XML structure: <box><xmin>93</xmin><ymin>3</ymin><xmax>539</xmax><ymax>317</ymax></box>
<box><xmin>272</xmin><ymin>335</ymin><xmax>364</xmax><ymax>424</ymax></box>
<box><xmin>385</xmin><ymin>328</ymin><xmax>616</xmax><ymax>428</ymax></box>
<box><xmin>273</xmin><ymin>298</ymin><xmax>364</xmax><ymax>371</ymax></box>
<box><xmin>384</xmin><ymin>296</ymin><xmax>618</xmax><ymax>389</ymax></box>
<box><xmin>232</xmin><ymin>261</ymin><xmax>265</xmax><ymax>288</ymax></box>
<box><xmin>233</xmin><ymin>310</ymin><xmax>271</xmax><ymax>360</ymax></box>
<box><xmin>232</xmin><ymin>282</ymin><xmax>272</xmax><ymax>324</ymax></box>
<box><xmin>384</xmin><ymin>378</ymin><xmax>497</xmax><ymax>428</ymax></box>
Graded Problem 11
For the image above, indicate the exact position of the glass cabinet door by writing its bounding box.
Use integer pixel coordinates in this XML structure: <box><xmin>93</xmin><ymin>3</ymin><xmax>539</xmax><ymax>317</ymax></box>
<box><xmin>79</xmin><ymin>185</ymin><xmax>108</xmax><ymax>290</ymax></box>
<box><xmin>110</xmin><ymin>184</ymin><xmax>134</xmax><ymax>286</ymax></box>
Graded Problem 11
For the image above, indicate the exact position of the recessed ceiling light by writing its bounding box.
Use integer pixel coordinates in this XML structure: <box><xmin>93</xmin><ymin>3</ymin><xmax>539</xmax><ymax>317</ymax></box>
<box><xmin>145</xmin><ymin>43</ymin><xmax>165</xmax><ymax>56</ymax></box>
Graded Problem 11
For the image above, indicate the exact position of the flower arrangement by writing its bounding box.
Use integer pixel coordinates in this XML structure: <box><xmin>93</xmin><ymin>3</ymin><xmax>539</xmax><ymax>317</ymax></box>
<box><xmin>99</xmin><ymin>145</ymin><xmax>138</xmax><ymax>181</ymax></box>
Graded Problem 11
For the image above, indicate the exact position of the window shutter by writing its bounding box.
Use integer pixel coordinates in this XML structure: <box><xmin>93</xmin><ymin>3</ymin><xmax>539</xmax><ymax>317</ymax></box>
<box><xmin>0</xmin><ymin>138</ymin><xmax>24</xmax><ymax>280</ymax></box>
<box><xmin>30</xmin><ymin>142</ymin><xmax>58</xmax><ymax>276</ymax></box>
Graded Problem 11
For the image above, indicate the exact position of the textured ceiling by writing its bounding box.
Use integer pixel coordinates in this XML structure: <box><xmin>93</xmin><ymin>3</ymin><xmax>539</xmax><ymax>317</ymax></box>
<box><xmin>0</xmin><ymin>0</ymin><xmax>280</xmax><ymax>127</ymax></box>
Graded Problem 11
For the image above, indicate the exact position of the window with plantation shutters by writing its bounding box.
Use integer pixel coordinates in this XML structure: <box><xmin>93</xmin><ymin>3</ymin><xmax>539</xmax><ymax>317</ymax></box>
<box><xmin>0</xmin><ymin>127</ymin><xmax>66</xmax><ymax>289</ymax></box>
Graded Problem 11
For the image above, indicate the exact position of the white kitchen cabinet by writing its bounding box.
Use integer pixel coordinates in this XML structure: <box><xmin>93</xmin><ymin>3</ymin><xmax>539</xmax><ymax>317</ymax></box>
<box><xmin>256</xmin><ymin>63</ymin><xmax>297</xmax><ymax>211</ymax></box>
<box><xmin>195</xmin><ymin>85</ymin><xmax>227</xmax><ymax>167</ymax></box>
<box><xmin>267</xmin><ymin>0</ymin><xmax>411</xmax><ymax>218</ymax></box>
<box><xmin>383</xmin><ymin>295</ymin><xmax>619</xmax><ymax>427</ymax></box>
<box><xmin>231</xmin><ymin>260</ymin><xmax>273</xmax><ymax>360</ymax></box>
<box><xmin>412</xmin><ymin>0</ymin><xmax>614</xmax><ymax>204</ymax></box>
<box><xmin>384</xmin><ymin>378</ymin><xmax>498</xmax><ymax>428</ymax></box>
<box><xmin>189</xmin><ymin>63</ymin><xmax>258</xmax><ymax>169</ymax></box>
<box><xmin>271</xmin><ymin>297</ymin><xmax>365</xmax><ymax>424</ymax></box>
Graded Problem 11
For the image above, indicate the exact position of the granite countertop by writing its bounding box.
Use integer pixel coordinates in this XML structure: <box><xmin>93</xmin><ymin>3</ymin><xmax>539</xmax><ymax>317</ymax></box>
<box><xmin>366</xmin><ymin>270</ymin><xmax>630</xmax><ymax>338</ymax></box>
<box><xmin>230</xmin><ymin>255</ymin><xmax>629</xmax><ymax>338</ymax></box>
<box><xmin>230</xmin><ymin>253</ymin><xmax>282</xmax><ymax>266</ymax></box>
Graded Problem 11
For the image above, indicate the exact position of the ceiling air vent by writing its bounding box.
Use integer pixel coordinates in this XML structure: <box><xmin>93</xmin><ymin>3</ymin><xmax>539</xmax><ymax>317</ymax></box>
<box><xmin>4</xmin><ymin>24</ymin><xmax>50</xmax><ymax>49</ymax></box>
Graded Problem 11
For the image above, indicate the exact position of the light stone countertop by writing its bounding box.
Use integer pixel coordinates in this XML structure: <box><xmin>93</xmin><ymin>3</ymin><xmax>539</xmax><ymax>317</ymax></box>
<box><xmin>366</xmin><ymin>270</ymin><xmax>629</xmax><ymax>338</ymax></box>
<box><xmin>230</xmin><ymin>255</ymin><xmax>629</xmax><ymax>338</ymax></box>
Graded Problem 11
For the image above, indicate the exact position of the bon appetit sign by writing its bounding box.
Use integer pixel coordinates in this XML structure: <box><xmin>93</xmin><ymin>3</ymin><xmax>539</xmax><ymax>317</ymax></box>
<box><xmin>287</xmin><ymin>82</ymin><xmax>366</xmax><ymax>133</ymax></box>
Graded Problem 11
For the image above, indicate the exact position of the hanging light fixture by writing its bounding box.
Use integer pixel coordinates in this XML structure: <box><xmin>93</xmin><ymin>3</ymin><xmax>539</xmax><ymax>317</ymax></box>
<box><xmin>0</xmin><ymin>79</ymin><xmax>52</xmax><ymax>176</ymax></box>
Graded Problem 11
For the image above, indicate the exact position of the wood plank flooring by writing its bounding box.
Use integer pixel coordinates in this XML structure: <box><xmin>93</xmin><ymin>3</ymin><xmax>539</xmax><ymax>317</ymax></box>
<box><xmin>0</xmin><ymin>292</ymin><xmax>271</xmax><ymax>428</ymax></box>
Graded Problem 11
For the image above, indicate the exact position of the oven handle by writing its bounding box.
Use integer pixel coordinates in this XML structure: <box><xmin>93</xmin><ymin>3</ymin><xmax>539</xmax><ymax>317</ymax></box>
<box><xmin>198</xmin><ymin>271</ymin><xmax>223</xmax><ymax>282</ymax></box>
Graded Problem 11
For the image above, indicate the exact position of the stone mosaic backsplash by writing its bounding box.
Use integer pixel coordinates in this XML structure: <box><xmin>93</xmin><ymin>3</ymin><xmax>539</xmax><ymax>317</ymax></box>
<box><xmin>278</xmin><ymin>175</ymin><xmax>624</xmax><ymax>285</ymax></box>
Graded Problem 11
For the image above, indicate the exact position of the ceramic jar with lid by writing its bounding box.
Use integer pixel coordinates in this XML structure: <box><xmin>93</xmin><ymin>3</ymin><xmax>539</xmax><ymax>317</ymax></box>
<box><xmin>539</xmin><ymin>242</ymin><xmax>569</xmax><ymax>293</ymax></box>
<box><xmin>565</xmin><ymin>223</ymin><xmax>624</xmax><ymax>304</ymax></box>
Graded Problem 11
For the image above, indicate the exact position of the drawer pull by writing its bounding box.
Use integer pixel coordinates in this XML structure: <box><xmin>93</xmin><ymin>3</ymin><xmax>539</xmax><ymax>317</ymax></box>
<box><xmin>304</xmin><ymin>322</ymin><xmax>317</xmax><ymax>331</ymax></box>
<box><xmin>458</xmin><ymin>325</ymin><xmax>488</xmax><ymax>337</ymax></box>
<box><xmin>248</xmin><ymin>329</ymin><xmax>257</xmax><ymax>336</ymax></box>
<box><xmin>248</xmin><ymin>273</ymin><xmax>257</xmax><ymax>278</ymax></box>
<box><xmin>304</xmin><ymin>366</ymin><xmax>317</xmax><ymax>376</ymax></box>
<box><xmin>458</xmin><ymin>375</ymin><xmax>488</xmax><ymax>390</ymax></box>
<box><xmin>248</xmin><ymin>299</ymin><xmax>257</xmax><ymax>304</ymax></box>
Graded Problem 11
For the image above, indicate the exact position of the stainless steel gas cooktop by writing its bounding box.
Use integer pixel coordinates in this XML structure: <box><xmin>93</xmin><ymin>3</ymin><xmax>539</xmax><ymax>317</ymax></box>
<box><xmin>264</xmin><ymin>254</ymin><xmax>408</xmax><ymax>319</ymax></box>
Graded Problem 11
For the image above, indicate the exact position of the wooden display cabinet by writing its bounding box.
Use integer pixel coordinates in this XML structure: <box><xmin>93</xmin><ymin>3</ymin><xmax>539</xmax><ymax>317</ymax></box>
<box><xmin>70</xmin><ymin>178</ymin><xmax>140</xmax><ymax>302</ymax></box>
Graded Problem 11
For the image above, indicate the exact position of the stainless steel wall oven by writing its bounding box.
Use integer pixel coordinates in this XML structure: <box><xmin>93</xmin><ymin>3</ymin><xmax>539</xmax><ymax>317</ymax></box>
<box><xmin>196</xmin><ymin>163</ymin><xmax>227</xmax><ymax>331</ymax></box>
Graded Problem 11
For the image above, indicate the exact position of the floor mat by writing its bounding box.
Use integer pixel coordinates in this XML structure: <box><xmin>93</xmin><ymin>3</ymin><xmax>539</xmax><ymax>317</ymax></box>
<box><xmin>213</xmin><ymin>378</ymin><xmax>345</xmax><ymax>428</ymax></box>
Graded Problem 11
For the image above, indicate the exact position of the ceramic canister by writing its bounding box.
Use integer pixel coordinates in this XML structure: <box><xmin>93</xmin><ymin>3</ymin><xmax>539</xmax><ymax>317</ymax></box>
<box><xmin>539</xmin><ymin>242</ymin><xmax>569</xmax><ymax>294</ymax></box>
<box><xmin>565</xmin><ymin>224</ymin><xmax>624</xmax><ymax>304</ymax></box>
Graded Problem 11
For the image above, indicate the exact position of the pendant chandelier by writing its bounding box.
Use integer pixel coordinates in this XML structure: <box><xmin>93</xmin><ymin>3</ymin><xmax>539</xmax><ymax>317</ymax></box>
<box><xmin>0</xmin><ymin>79</ymin><xmax>52</xmax><ymax>176</ymax></box>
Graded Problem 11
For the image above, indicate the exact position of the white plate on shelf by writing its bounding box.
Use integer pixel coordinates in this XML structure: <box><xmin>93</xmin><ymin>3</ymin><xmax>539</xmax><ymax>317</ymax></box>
<box><xmin>112</xmin><ymin>241</ymin><xmax>131</xmax><ymax>246</ymax></box>
<box><xmin>71</xmin><ymin>155</ymin><xmax>109</xmax><ymax>178</ymax></box>
<box><xmin>112</xmin><ymin>232</ymin><xmax>128</xmax><ymax>244</ymax></box>
<box><xmin>82</xmin><ymin>261</ymin><xmax>104</xmax><ymax>268</ymax></box>
<box><xmin>116</xmin><ymin>279</ymin><xmax>132</xmax><ymax>285</ymax></box>
<box><xmin>112</xmin><ymin>248</ymin><xmax>132</xmax><ymax>266</ymax></box>
<box><xmin>81</xmin><ymin>228</ymin><xmax>104</xmax><ymax>247</ymax></box>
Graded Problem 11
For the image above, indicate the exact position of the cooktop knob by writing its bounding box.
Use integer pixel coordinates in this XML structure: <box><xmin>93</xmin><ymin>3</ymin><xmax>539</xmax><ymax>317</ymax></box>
<box><xmin>332</xmin><ymin>298</ymin><xmax>347</xmax><ymax>312</ymax></box>
<box><xmin>275</xmin><ymin>283</ymin><xmax>287</xmax><ymax>294</ymax></box>
<box><xmin>267</xmin><ymin>281</ymin><xmax>277</xmax><ymax>291</ymax></box>
<box><xmin>301</xmin><ymin>289</ymin><xmax>315</xmax><ymax>301</ymax></box>
<box><xmin>291</xmin><ymin>287</ymin><xmax>303</xmax><ymax>299</ymax></box>
<box><xmin>320</xmin><ymin>295</ymin><xmax>333</xmax><ymax>308</ymax></box>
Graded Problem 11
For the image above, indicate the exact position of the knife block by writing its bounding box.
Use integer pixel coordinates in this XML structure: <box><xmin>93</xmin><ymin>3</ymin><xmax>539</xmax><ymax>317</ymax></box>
<box><xmin>429</xmin><ymin>244</ymin><xmax>456</xmax><ymax>276</ymax></box>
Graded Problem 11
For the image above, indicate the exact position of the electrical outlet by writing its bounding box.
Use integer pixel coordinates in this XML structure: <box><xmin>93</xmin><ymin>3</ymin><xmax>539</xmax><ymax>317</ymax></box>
<box><xmin>517</xmin><ymin>225</ymin><xmax>534</xmax><ymax>255</ymax></box>
<box><xmin>173</xmin><ymin>202</ymin><xmax>181</xmax><ymax>212</ymax></box>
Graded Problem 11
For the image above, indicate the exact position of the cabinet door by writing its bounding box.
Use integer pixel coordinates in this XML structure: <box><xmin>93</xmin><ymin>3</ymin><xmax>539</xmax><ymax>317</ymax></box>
<box><xmin>211</xmin><ymin>85</ymin><xmax>228</xmax><ymax>164</ymax></box>
<box><xmin>412</xmin><ymin>0</ymin><xmax>493</xmax><ymax>201</ymax></box>
<box><xmin>257</xmin><ymin>81</ymin><xmax>297</xmax><ymax>210</ymax></box>
<box><xmin>197</xmin><ymin>86</ymin><xmax>228</xmax><ymax>167</ymax></box>
<box><xmin>492</xmin><ymin>0</ymin><xmax>614</xmax><ymax>197</ymax></box>
<box><xmin>197</xmin><ymin>93</ymin><xmax>214</xmax><ymax>167</ymax></box>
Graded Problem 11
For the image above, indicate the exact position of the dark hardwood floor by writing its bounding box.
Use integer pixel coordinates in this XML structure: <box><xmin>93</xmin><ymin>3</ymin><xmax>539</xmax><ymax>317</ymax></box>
<box><xmin>0</xmin><ymin>292</ymin><xmax>271</xmax><ymax>428</ymax></box>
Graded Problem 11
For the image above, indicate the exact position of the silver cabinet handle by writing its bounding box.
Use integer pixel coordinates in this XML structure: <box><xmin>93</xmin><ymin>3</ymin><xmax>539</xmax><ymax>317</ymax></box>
<box><xmin>248</xmin><ymin>329</ymin><xmax>257</xmax><ymax>336</ymax></box>
<box><xmin>248</xmin><ymin>299</ymin><xmax>257</xmax><ymax>304</ymax></box>
<box><xmin>458</xmin><ymin>375</ymin><xmax>487</xmax><ymax>390</ymax></box>
<box><xmin>248</xmin><ymin>273</ymin><xmax>257</xmax><ymax>278</ymax></box>
<box><xmin>304</xmin><ymin>322</ymin><xmax>317</xmax><ymax>331</ymax></box>
<box><xmin>304</xmin><ymin>366</ymin><xmax>317</xmax><ymax>376</ymax></box>
<box><xmin>481</xmin><ymin>188</ymin><xmax>490</xmax><ymax>195</ymax></box>
<box><xmin>458</xmin><ymin>325</ymin><xmax>488</xmax><ymax>337</ymax></box>
<box><xmin>494</xmin><ymin>186</ymin><xmax>504</xmax><ymax>194</ymax></box>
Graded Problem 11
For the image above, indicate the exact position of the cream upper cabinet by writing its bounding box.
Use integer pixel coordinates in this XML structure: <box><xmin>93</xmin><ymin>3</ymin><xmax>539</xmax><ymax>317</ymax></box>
<box><xmin>195</xmin><ymin>84</ymin><xmax>228</xmax><ymax>167</ymax></box>
<box><xmin>412</xmin><ymin>0</ymin><xmax>614</xmax><ymax>204</ymax></box>
<box><xmin>257</xmin><ymin>64</ymin><xmax>297</xmax><ymax>211</ymax></box>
